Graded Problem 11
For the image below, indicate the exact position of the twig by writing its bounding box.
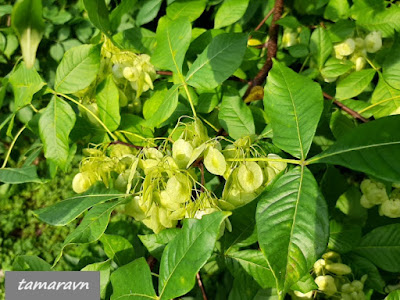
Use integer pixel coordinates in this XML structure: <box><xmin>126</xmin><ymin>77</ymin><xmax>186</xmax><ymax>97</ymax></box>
<box><xmin>254</xmin><ymin>8</ymin><xmax>275</xmax><ymax>32</ymax></box>
<box><xmin>244</xmin><ymin>0</ymin><xmax>284</xmax><ymax>99</ymax></box>
<box><xmin>323</xmin><ymin>92</ymin><xmax>369</xmax><ymax>123</ymax></box>
<box><xmin>156</xmin><ymin>70</ymin><xmax>173</xmax><ymax>76</ymax></box>
<box><xmin>196</xmin><ymin>273</ymin><xmax>208</xmax><ymax>300</ymax></box>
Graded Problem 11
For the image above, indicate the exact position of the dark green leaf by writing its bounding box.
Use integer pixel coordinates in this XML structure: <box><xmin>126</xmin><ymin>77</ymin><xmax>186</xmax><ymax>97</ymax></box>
<box><xmin>110</xmin><ymin>257</ymin><xmax>157</xmax><ymax>300</ymax></box>
<box><xmin>34</xmin><ymin>184</ymin><xmax>125</xmax><ymax>226</ymax></box>
<box><xmin>310</xmin><ymin>27</ymin><xmax>333</xmax><ymax>70</ymax></box>
<box><xmin>100</xmin><ymin>234</ymin><xmax>135</xmax><ymax>266</ymax></box>
<box><xmin>214</xmin><ymin>0</ymin><xmax>249</xmax><ymax>29</ymax></box>
<box><xmin>256</xmin><ymin>167</ymin><xmax>329</xmax><ymax>296</ymax></box>
<box><xmin>83</xmin><ymin>0</ymin><xmax>112</xmax><ymax>37</ymax></box>
<box><xmin>264</xmin><ymin>60</ymin><xmax>324</xmax><ymax>159</ymax></box>
<box><xmin>12</xmin><ymin>255</ymin><xmax>51</xmax><ymax>271</ymax></box>
<box><xmin>354</xmin><ymin>224</ymin><xmax>400</xmax><ymax>272</ymax></box>
<box><xmin>186</xmin><ymin>33</ymin><xmax>247</xmax><ymax>89</ymax></box>
<box><xmin>308</xmin><ymin>116</ymin><xmax>400</xmax><ymax>182</ymax></box>
<box><xmin>138</xmin><ymin>228</ymin><xmax>181</xmax><ymax>260</ymax></box>
<box><xmin>0</xmin><ymin>166</ymin><xmax>41</xmax><ymax>184</ymax></box>
<box><xmin>136</xmin><ymin>0</ymin><xmax>163</xmax><ymax>26</ymax></box>
<box><xmin>158</xmin><ymin>212</ymin><xmax>230</xmax><ymax>300</ymax></box>
<box><xmin>166</xmin><ymin>0</ymin><xmax>206</xmax><ymax>22</ymax></box>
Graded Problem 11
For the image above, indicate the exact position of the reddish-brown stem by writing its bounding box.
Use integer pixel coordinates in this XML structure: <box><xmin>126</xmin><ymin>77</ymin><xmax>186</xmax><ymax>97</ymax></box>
<box><xmin>196</xmin><ymin>273</ymin><xmax>208</xmax><ymax>300</ymax></box>
<box><xmin>199</xmin><ymin>162</ymin><xmax>205</xmax><ymax>192</ymax></box>
<box><xmin>156</xmin><ymin>70</ymin><xmax>173</xmax><ymax>76</ymax></box>
<box><xmin>253</xmin><ymin>8</ymin><xmax>275</xmax><ymax>33</ymax></box>
<box><xmin>147</xmin><ymin>255</ymin><xmax>157</xmax><ymax>271</ymax></box>
<box><xmin>244</xmin><ymin>0</ymin><xmax>284</xmax><ymax>99</ymax></box>
<box><xmin>323</xmin><ymin>92</ymin><xmax>369</xmax><ymax>123</ymax></box>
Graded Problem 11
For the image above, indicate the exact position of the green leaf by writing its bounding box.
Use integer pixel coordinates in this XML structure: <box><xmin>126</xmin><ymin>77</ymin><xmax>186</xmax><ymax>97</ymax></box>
<box><xmin>225</xmin><ymin>249</ymin><xmax>275</xmax><ymax>289</ymax></box>
<box><xmin>264</xmin><ymin>60</ymin><xmax>324</xmax><ymax>159</ymax></box>
<box><xmin>328</xmin><ymin>219</ymin><xmax>362</xmax><ymax>253</ymax></box>
<box><xmin>34</xmin><ymin>184</ymin><xmax>125</xmax><ymax>226</ymax></box>
<box><xmin>83</xmin><ymin>0</ymin><xmax>112</xmax><ymax>37</ymax></box>
<box><xmin>330</xmin><ymin>109</ymin><xmax>355</xmax><ymax>139</ymax></box>
<box><xmin>113</xmin><ymin>27</ymin><xmax>156</xmax><ymax>55</ymax></box>
<box><xmin>12</xmin><ymin>255</ymin><xmax>51</xmax><ymax>271</ymax></box>
<box><xmin>110</xmin><ymin>0</ymin><xmax>137</xmax><ymax>31</ymax></box>
<box><xmin>335</xmin><ymin>69</ymin><xmax>376</xmax><ymax>100</ymax></box>
<box><xmin>82</xmin><ymin>260</ymin><xmax>112</xmax><ymax>299</ymax></box>
<box><xmin>186</xmin><ymin>33</ymin><xmax>247</xmax><ymax>89</ymax></box>
<box><xmin>290</xmin><ymin>273</ymin><xmax>318</xmax><ymax>294</ymax></box>
<box><xmin>214</xmin><ymin>0</ymin><xmax>249</xmax><ymax>29</ymax></box>
<box><xmin>167</xmin><ymin>0</ymin><xmax>206</xmax><ymax>22</ymax></box>
<box><xmin>138</xmin><ymin>228</ymin><xmax>181</xmax><ymax>260</ymax></box>
<box><xmin>151</xmin><ymin>17</ymin><xmax>191</xmax><ymax>76</ymax></box>
<box><xmin>308</xmin><ymin>116</ymin><xmax>400</xmax><ymax>182</ymax></box>
<box><xmin>310</xmin><ymin>27</ymin><xmax>333</xmax><ymax>70</ymax></box>
<box><xmin>383</xmin><ymin>36</ymin><xmax>400</xmax><ymax>90</ymax></box>
<box><xmin>55</xmin><ymin>44</ymin><xmax>101</xmax><ymax>94</ymax></box>
<box><xmin>355</xmin><ymin>5</ymin><xmax>400</xmax><ymax>38</ymax></box>
<box><xmin>219</xmin><ymin>94</ymin><xmax>255</xmax><ymax>140</ymax></box>
<box><xmin>321</xmin><ymin>63</ymin><xmax>353</xmax><ymax>78</ymax></box>
<box><xmin>96</xmin><ymin>75</ymin><xmax>120</xmax><ymax>131</ymax></box>
<box><xmin>38</xmin><ymin>96</ymin><xmax>76</xmax><ymax>170</ymax></box>
<box><xmin>136</xmin><ymin>0</ymin><xmax>163</xmax><ymax>26</ymax></box>
<box><xmin>119</xmin><ymin>114</ymin><xmax>154</xmax><ymax>146</ymax></box>
<box><xmin>100</xmin><ymin>233</ymin><xmax>135</xmax><ymax>266</ymax></box>
<box><xmin>324</xmin><ymin>0</ymin><xmax>350</xmax><ymax>21</ymax></box>
<box><xmin>222</xmin><ymin>201</ymin><xmax>258</xmax><ymax>255</ymax></box>
<box><xmin>11</xmin><ymin>0</ymin><xmax>45</xmax><ymax>68</ymax></box>
<box><xmin>0</xmin><ymin>166</ymin><xmax>41</xmax><ymax>184</ymax></box>
<box><xmin>56</xmin><ymin>200</ymin><xmax>121</xmax><ymax>265</ymax></box>
<box><xmin>146</xmin><ymin>84</ymin><xmax>180</xmax><ymax>128</ymax></box>
<box><xmin>9</xmin><ymin>63</ymin><xmax>45</xmax><ymax>111</ymax></box>
<box><xmin>158</xmin><ymin>211</ymin><xmax>231</xmax><ymax>300</ymax></box>
<box><xmin>256</xmin><ymin>167</ymin><xmax>329</xmax><ymax>297</ymax></box>
<box><xmin>354</xmin><ymin>224</ymin><xmax>400</xmax><ymax>272</ymax></box>
<box><xmin>344</xmin><ymin>254</ymin><xmax>385</xmax><ymax>294</ymax></box>
<box><xmin>386</xmin><ymin>290</ymin><xmax>400</xmax><ymax>300</ymax></box>
<box><xmin>110</xmin><ymin>257</ymin><xmax>157</xmax><ymax>300</ymax></box>
<box><xmin>370</xmin><ymin>74</ymin><xmax>400</xmax><ymax>118</ymax></box>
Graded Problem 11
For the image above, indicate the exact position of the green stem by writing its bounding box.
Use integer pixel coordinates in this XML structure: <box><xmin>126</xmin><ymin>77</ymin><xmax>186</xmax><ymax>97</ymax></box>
<box><xmin>2</xmin><ymin>124</ymin><xmax>27</xmax><ymax>168</ymax></box>
<box><xmin>183</xmin><ymin>83</ymin><xmax>197</xmax><ymax>118</ymax></box>
<box><xmin>50</xmin><ymin>89</ymin><xmax>118</xmax><ymax>141</ymax></box>
<box><xmin>226</xmin><ymin>157</ymin><xmax>302</xmax><ymax>165</ymax></box>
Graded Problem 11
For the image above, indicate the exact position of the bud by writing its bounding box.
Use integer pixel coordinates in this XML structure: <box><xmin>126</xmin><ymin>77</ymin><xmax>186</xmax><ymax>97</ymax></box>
<box><xmin>322</xmin><ymin>251</ymin><xmax>341</xmax><ymax>262</ymax></box>
<box><xmin>292</xmin><ymin>290</ymin><xmax>313</xmax><ymax>299</ymax></box>
<box><xmin>248</xmin><ymin>38</ymin><xmax>262</xmax><ymax>46</ymax></box>
<box><xmin>351</xmin><ymin>280</ymin><xmax>364</xmax><ymax>292</ymax></box>
<box><xmin>325</xmin><ymin>263</ymin><xmax>352</xmax><ymax>275</ymax></box>
<box><xmin>315</xmin><ymin>275</ymin><xmax>337</xmax><ymax>296</ymax></box>
<box><xmin>365</xmin><ymin>31</ymin><xmax>382</xmax><ymax>53</ymax></box>
<box><xmin>360</xmin><ymin>179</ymin><xmax>388</xmax><ymax>206</ymax></box>
<box><xmin>204</xmin><ymin>147</ymin><xmax>227</xmax><ymax>176</ymax></box>
<box><xmin>334</xmin><ymin>39</ymin><xmax>356</xmax><ymax>59</ymax></box>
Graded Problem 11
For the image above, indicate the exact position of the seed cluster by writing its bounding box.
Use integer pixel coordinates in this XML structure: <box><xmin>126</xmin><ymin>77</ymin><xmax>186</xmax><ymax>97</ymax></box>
<box><xmin>72</xmin><ymin>118</ymin><xmax>286</xmax><ymax>233</ymax></box>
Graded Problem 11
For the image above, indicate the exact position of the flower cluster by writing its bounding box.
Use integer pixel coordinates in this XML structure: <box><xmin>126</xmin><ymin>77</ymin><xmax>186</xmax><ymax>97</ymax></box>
<box><xmin>360</xmin><ymin>178</ymin><xmax>400</xmax><ymax>218</ymax></box>
<box><xmin>292</xmin><ymin>252</ymin><xmax>366</xmax><ymax>299</ymax></box>
<box><xmin>71</xmin><ymin>118</ymin><xmax>286</xmax><ymax>233</ymax></box>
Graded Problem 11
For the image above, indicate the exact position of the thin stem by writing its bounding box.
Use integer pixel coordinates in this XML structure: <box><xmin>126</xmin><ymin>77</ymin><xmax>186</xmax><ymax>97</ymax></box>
<box><xmin>196</xmin><ymin>273</ymin><xmax>208</xmax><ymax>300</ymax></box>
<box><xmin>51</xmin><ymin>90</ymin><xmax>118</xmax><ymax>140</ymax></box>
<box><xmin>2</xmin><ymin>125</ymin><xmax>27</xmax><ymax>168</ymax></box>
<box><xmin>358</xmin><ymin>95</ymin><xmax>400</xmax><ymax>114</ymax></box>
<box><xmin>183</xmin><ymin>83</ymin><xmax>197</xmax><ymax>118</ymax></box>
<box><xmin>253</xmin><ymin>8</ymin><xmax>274</xmax><ymax>32</ymax></box>
<box><xmin>30</xmin><ymin>104</ymin><xmax>39</xmax><ymax>113</ymax></box>
<box><xmin>109</xmin><ymin>140</ymin><xmax>143</xmax><ymax>150</ymax></box>
<box><xmin>198</xmin><ymin>115</ymin><xmax>219</xmax><ymax>132</ymax></box>
<box><xmin>226</xmin><ymin>157</ymin><xmax>302</xmax><ymax>165</ymax></box>
<box><xmin>323</xmin><ymin>92</ymin><xmax>369</xmax><ymax>123</ymax></box>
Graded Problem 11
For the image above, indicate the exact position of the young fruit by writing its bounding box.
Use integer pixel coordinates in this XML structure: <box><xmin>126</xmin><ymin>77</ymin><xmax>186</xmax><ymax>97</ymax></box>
<box><xmin>364</xmin><ymin>31</ymin><xmax>382</xmax><ymax>53</ymax></box>
<box><xmin>315</xmin><ymin>275</ymin><xmax>337</xmax><ymax>296</ymax></box>
<box><xmin>325</xmin><ymin>263</ymin><xmax>352</xmax><ymax>275</ymax></box>
<box><xmin>237</xmin><ymin>162</ymin><xmax>264</xmax><ymax>192</ymax></box>
<box><xmin>172</xmin><ymin>139</ymin><xmax>194</xmax><ymax>169</ymax></box>
<box><xmin>334</xmin><ymin>38</ymin><xmax>356</xmax><ymax>59</ymax></box>
<box><xmin>72</xmin><ymin>172</ymin><xmax>95</xmax><ymax>193</ymax></box>
<box><xmin>204</xmin><ymin>147</ymin><xmax>227</xmax><ymax>176</ymax></box>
